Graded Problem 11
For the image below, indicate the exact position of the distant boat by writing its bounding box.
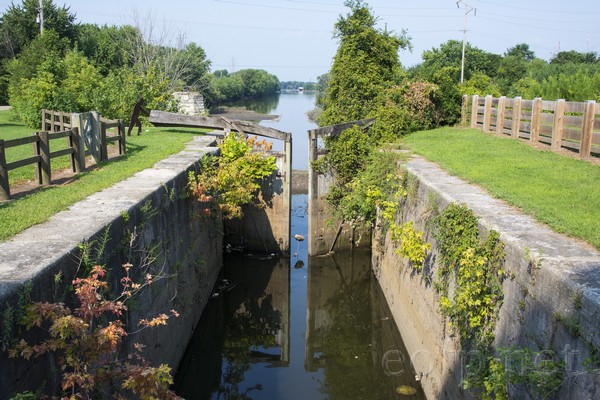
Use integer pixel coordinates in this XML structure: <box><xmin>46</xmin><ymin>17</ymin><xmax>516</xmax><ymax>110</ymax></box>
<box><xmin>298</xmin><ymin>87</ymin><xmax>304</xmax><ymax>93</ymax></box>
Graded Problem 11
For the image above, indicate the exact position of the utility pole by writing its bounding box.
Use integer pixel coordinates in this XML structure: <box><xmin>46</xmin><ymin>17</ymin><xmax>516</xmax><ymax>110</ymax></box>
<box><xmin>38</xmin><ymin>0</ymin><xmax>44</xmax><ymax>35</ymax></box>
<box><xmin>457</xmin><ymin>0</ymin><xmax>476</xmax><ymax>84</ymax></box>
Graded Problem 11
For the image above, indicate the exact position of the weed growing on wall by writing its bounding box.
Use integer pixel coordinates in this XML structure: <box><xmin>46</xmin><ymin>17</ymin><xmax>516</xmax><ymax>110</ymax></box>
<box><xmin>9</xmin><ymin>264</ymin><xmax>181</xmax><ymax>399</ymax></box>
<box><xmin>188</xmin><ymin>132</ymin><xmax>276</xmax><ymax>220</ymax></box>
<box><xmin>390</xmin><ymin>221</ymin><xmax>431</xmax><ymax>271</ymax></box>
<box><xmin>477</xmin><ymin>347</ymin><xmax>565</xmax><ymax>400</ymax></box>
<box><xmin>432</xmin><ymin>203</ymin><xmax>510</xmax><ymax>395</ymax></box>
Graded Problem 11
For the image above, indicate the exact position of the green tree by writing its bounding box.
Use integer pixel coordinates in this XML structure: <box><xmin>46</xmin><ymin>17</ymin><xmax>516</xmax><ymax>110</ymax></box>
<box><xmin>0</xmin><ymin>0</ymin><xmax>77</xmax><ymax>59</ymax></box>
<box><xmin>505</xmin><ymin>43</ymin><xmax>535</xmax><ymax>61</ymax></box>
<box><xmin>74</xmin><ymin>24</ymin><xmax>136</xmax><ymax>75</ymax></box>
<box><xmin>209</xmin><ymin>69</ymin><xmax>279</xmax><ymax>104</ymax></box>
<box><xmin>551</xmin><ymin>50</ymin><xmax>598</xmax><ymax>65</ymax></box>
<box><xmin>462</xmin><ymin>71</ymin><xmax>501</xmax><ymax>97</ymax></box>
<box><xmin>317</xmin><ymin>0</ymin><xmax>410</xmax><ymax>125</ymax></box>
<box><xmin>414</xmin><ymin>40</ymin><xmax>500</xmax><ymax>82</ymax></box>
<box><xmin>430</xmin><ymin>66</ymin><xmax>462</xmax><ymax>125</ymax></box>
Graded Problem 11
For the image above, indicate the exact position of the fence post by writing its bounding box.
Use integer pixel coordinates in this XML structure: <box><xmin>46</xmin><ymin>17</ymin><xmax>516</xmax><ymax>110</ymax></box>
<box><xmin>580</xmin><ymin>100</ymin><xmax>596</xmax><ymax>158</ymax></box>
<box><xmin>0</xmin><ymin>140</ymin><xmax>10</xmax><ymax>200</ymax></box>
<box><xmin>100</xmin><ymin>121</ymin><xmax>108</xmax><ymax>161</ymax></box>
<box><xmin>38</xmin><ymin>132</ymin><xmax>51</xmax><ymax>185</ymax></box>
<box><xmin>470</xmin><ymin>95</ymin><xmax>479</xmax><ymax>128</ymax></box>
<box><xmin>70</xmin><ymin>127</ymin><xmax>83</xmax><ymax>173</ymax></box>
<box><xmin>552</xmin><ymin>99</ymin><xmax>565</xmax><ymax>150</ymax></box>
<box><xmin>461</xmin><ymin>95</ymin><xmax>469</xmax><ymax>127</ymax></box>
<box><xmin>119</xmin><ymin>120</ymin><xmax>126</xmax><ymax>155</ymax></box>
<box><xmin>496</xmin><ymin>96</ymin><xmax>506</xmax><ymax>135</ymax></box>
<box><xmin>511</xmin><ymin>97</ymin><xmax>522</xmax><ymax>138</ymax></box>
<box><xmin>530</xmin><ymin>97</ymin><xmax>542</xmax><ymax>143</ymax></box>
<box><xmin>483</xmin><ymin>95</ymin><xmax>493</xmax><ymax>132</ymax></box>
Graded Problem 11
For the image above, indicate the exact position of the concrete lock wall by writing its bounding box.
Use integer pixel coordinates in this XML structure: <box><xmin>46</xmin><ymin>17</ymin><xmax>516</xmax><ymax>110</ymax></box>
<box><xmin>308</xmin><ymin>132</ymin><xmax>370</xmax><ymax>256</ymax></box>
<box><xmin>225</xmin><ymin>149</ymin><xmax>292</xmax><ymax>255</ymax></box>
<box><xmin>0</xmin><ymin>136</ymin><xmax>223</xmax><ymax>398</ymax></box>
<box><xmin>371</xmin><ymin>156</ymin><xmax>600</xmax><ymax>399</ymax></box>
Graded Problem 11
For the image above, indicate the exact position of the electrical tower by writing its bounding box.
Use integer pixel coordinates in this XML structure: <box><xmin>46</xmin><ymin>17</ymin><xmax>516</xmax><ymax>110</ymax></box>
<box><xmin>457</xmin><ymin>0</ymin><xmax>476</xmax><ymax>84</ymax></box>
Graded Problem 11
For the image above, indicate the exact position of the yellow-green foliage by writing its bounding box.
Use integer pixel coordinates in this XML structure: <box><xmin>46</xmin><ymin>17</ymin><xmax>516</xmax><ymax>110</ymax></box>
<box><xmin>188</xmin><ymin>133</ymin><xmax>277</xmax><ymax>219</ymax></box>
<box><xmin>390</xmin><ymin>221</ymin><xmax>431</xmax><ymax>271</ymax></box>
<box><xmin>434</xmin><ymin>204</ymin><xmax>505</xmax><ymax>346</ymax></box>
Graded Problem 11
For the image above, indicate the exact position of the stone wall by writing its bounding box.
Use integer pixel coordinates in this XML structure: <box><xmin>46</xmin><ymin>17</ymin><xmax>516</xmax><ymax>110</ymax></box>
<box><xmin>0</xmin><ymin>137</ymin><xmax>222</xmax><ymax>398</ymax></box>
<box><xmin>372</xmin><ymin>156</ymin><xmax>600</xmax><ymax>399</ymax></box>
<box><xmin>173</xmin><ymin>92</ymin><xmax>205</xmax><ymax>116</ymax></box>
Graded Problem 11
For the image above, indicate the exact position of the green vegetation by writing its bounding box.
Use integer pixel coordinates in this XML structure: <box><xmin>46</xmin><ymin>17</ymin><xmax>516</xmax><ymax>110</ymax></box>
<box><xmin>208</xmin><ymin>69</ymin><xmax>280</xmax><ymax>105</ymax></box>
<box><xmin>0</xmin><ymin>1</ymin><xmax>280</xmax><ymax>128</ymax></box>
<box><xmin>0</xmin><ymin>110</ymin><xmax>72</xmax><ymax>184</ymax></box>
<box><xmin>434</xmin><ymin>205</ymin><xmax>506</xmax><ymax>348</ymax></box>
<box><xmin>10</xmin><ymin>263</ymin><xmax>182</xmax><ymax>399</ymax></box>
<box><xmin>280</xmin><ymin>80</ymin><xmax>316</xmax><ymax>91</ymax></box>
<box><xmin>0</xmin><ymin>122</ymin><xmax>201</xmax><ymax>241</ymax></box>
<box><xmin>480</xmin><ymin>347</ymin><xmax>565</xmax><ymax>400</ymax></box>
<box><xmin>317</xmin><ymin>0</ymin><xmax>410</xmax><ymax>126</ymax></box>
<box><xmin>188</xmin><ymin>132</ymin><xmax>277</xmax><ymax>219</ymax></box>
<box><xmin>403</xmin><ymin>127</ymin><xmax>600</xmax><ymax>250</ymax></box>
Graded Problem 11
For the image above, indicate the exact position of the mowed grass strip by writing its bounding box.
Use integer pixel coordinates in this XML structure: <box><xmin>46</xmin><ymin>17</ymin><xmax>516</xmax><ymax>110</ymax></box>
<box><xmin>0</xmin><ymin>110</ymin><xmax>206</xmax><ymax>241</ymax></box>
<box><xmin>402</xmin><ymin>127</ymin><xmax>600</xmax><ymax>250</ymax></box>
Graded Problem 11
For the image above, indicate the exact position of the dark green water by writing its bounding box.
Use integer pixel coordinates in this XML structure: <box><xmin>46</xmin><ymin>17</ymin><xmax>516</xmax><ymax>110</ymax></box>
<box><xmin>174</xmin><ymin>194</ymin><xmax>425</xmax><ymax>399</ymax></box>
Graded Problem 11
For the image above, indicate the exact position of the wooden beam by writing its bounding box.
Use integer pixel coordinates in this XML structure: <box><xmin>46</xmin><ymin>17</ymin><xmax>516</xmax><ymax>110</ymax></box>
<box><xmin>470</xmin><ymin>95</ymin><xmax>479</xmax><ymax>128</ymax></box>
<box><xmin>511</xmin><ymin>97</ymin><xmax>522</xmax><ymax>138</ymax></box>
<box><xmin>552</xmin><ymin>99</ymin><xmax>565</xmax><ymax>150</ymax></box>
<box><xmin>310</xmin><ymin>118</ymin><xmax>375</xmax><ymax>138</ymax></box>
<box><xmin>149</xmin><ymin>110</ymin><xmax>291</xmax><ymax>142</ymax></box>
<box><xmin>461</xmin><ymin>94</ymin><xmax>470</xmax><ymax>127</ymax></box>
<box><xmin>580</xmin><ymin>100</ymin><xmax>596</xmax><ymax>158</ymax></box>
<box><xmin>496</xmin><ymin>96</ymin><xmax>506</xmax><ymax>135</ymax></box>
<box><xmin>483</xmin><ymin>95</ymin><xmax>493</xmax><ymax>132</ymax></box>
<box><xmin>530</xmin><ymin>97</ymin><xmax>542</xmax><ymax>143</ymax></box>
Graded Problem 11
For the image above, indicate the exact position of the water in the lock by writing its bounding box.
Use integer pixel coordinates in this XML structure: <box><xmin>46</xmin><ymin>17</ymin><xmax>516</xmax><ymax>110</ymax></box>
<box><xmin>175</xmin><ymin>94</ymin><xmax>424</xmax><ymax>399</ymax></box>
<box><xmin>175</xmin><ymin>194</ymin><xmax>425</xmax><ymax>400</ymax></box>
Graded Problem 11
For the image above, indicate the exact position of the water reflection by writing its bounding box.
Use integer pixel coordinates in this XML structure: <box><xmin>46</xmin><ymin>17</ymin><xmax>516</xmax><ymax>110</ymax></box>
<box><xmin>220</xmin><ymin>94</ymin><xmax>280</xmax><ymax>115</ymax></box>
<box><xmin>175</xmin><ymin>195</ymin><xmax>424</xmax><ymax>399</ymax></box>
<box><xmin>220</xmin><ymin>93</ymin><xmax>317</xmax><ymax>170</ymax></box>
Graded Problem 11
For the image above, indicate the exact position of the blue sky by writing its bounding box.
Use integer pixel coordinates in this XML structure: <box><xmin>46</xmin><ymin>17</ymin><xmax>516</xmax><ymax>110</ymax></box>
<box><xmin>2</xmin><ymin>0</ymin><xmax>600</xmax><ymax>82</ymax></box>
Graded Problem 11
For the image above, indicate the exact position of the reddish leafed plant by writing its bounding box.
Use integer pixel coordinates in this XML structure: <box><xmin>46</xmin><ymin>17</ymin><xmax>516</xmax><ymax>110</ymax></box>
<box><xmin>9</xmin><ymin>264</ymin><xmax>181</xmax><ymax>399</ymax></box>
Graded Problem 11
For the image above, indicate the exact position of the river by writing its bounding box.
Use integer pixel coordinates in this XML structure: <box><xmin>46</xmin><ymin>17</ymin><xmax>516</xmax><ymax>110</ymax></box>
<box><xmin>214</xmin><ymin>91</ymin><xmax>317</xmax><ymax>171</ymax></box>
<box><xmin>173</xmin><ymin>93</ymin><xmax>424</xmax><ymax>399</ymax></box>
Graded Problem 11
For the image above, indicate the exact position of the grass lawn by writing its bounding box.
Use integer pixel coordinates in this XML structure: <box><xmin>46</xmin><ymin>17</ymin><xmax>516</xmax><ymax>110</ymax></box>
<box><xmin>402</xmin><ymin>127</ymin><xmax>600</xmax><ymax>250</ymax></box>
<box><xmin>0</xmin><ymin>109</ymin><xmax>73</xmax><ymax>184</ymax></box>
<box><xmin>0</xmin><ymin>110</ymin><xmax>207</xmax><ymax>241</ymax></box>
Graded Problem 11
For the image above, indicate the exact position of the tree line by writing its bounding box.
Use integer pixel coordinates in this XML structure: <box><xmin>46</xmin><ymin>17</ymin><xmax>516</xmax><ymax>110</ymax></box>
<box><xmin>0</xmin><ymin>0</ymin><xmax>279</xmax><ymax>128</ymax></box>
<box><xmin>315</xmin><ymin>0</ymin><xmax>600</xmax><ymax>238</ymax></box>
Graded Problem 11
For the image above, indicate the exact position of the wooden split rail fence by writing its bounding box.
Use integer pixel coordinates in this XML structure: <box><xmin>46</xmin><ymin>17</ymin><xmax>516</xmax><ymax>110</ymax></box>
<box><xmin>0</xmin><ymin>110</ymin><xmax>126</xmax><ymax>200</ymax></box>
<box><xmin>462</xmin><ymin>95</ymin><xmax>600</xmax><ymax>159</ymax></box>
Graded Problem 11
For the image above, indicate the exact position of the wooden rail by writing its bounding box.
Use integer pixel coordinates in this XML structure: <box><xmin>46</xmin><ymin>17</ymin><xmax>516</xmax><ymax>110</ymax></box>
<box><xmin>0</xmin><ymin>110</ymin><xmax>126</xmax><ymax>201</ymax></box>
<box><xmin>462</xmin><ymin>95</ymin><xmax>599</xmax><ymax>159</ymax></box>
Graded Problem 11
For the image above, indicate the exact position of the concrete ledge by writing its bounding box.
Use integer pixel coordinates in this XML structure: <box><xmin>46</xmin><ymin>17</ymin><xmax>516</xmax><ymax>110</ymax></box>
<box><xmin>372</xmin><ymin>155</ymin><xmax>600</xmax><ymax>399</ymax></box>
<box><xmin>0</xmin><ymin>136</ymin><xmax>223</xmax><ymax>398</ymax></box>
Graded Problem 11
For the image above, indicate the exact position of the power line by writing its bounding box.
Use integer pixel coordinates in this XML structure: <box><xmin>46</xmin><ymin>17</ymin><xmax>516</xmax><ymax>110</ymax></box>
<box><xmin>481</xmin><ymin>12</ymin><xmax>599</xmax><ymax>25</ymax></box>
<box><xmin>475</xmin><ymin>0</ymin><xmax>600</xmax><ymax>15</ymax></box>
<box><xmin>478</xmin><ymin>15</ymin><xmax>597</xmax><ymax>34</ymax></box>
<box><xmin>214</xmin><ymin>0</ymin><xmax>463</xmax><ymax>18</ymax></box>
